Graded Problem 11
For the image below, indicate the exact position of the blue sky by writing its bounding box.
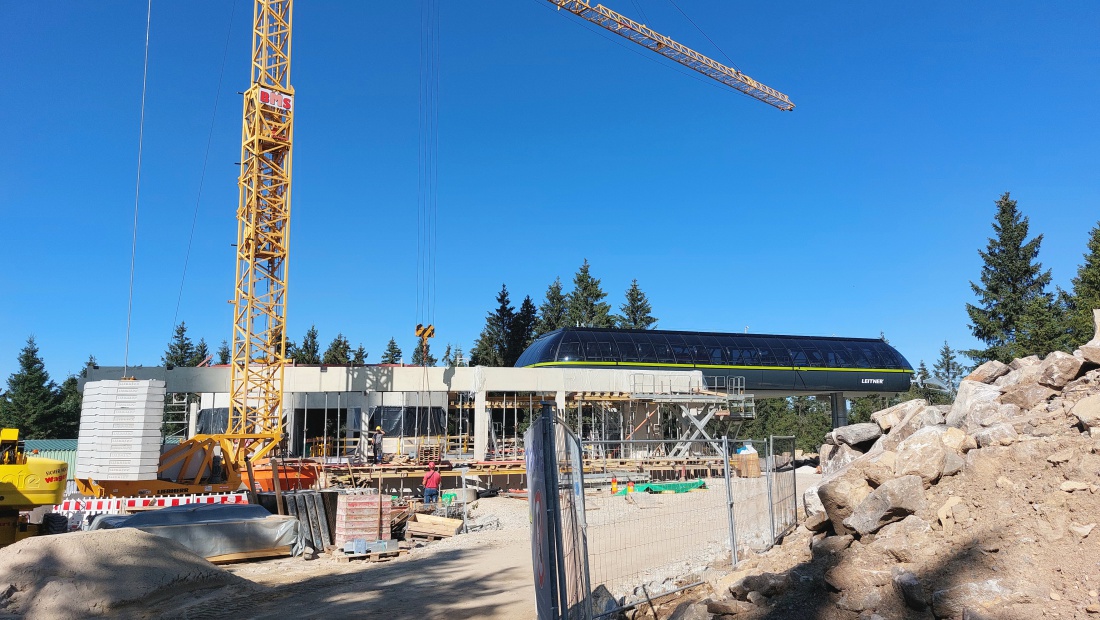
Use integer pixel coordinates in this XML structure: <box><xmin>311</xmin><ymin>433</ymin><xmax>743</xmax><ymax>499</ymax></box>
<box><xmin>2</xmin><ymin>1</ymin><xmax>1098</xmax><ymax>382</ymax></box>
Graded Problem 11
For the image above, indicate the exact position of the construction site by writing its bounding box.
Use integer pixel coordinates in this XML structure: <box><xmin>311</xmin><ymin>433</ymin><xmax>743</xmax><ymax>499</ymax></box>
<box><xmin>3</xmin><ymin>1</ymin><xmax>1098</xmax><ymax>619</ymax></box>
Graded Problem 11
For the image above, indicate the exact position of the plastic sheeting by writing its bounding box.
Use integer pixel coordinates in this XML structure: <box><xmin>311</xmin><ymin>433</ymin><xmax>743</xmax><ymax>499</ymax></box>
<box><xmin>91</xmin><ymin>503</ymin><xmax>301</xmax><ymax>558</ymax></box>
<box><xmin>367</xmin><ymin>406</ymin><xmax>445</xmax><ymax>437</ymax></box>
<box><xmin>196</xmin><ymin>408</ymin><xmax>230</xmax><ymax>435</ymax></box>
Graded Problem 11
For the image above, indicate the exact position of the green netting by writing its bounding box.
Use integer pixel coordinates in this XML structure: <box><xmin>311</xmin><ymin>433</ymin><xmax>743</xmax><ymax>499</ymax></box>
<box><xmin>613</xmin><ymin>479</ymin><xmax>706</xmax><ymax>496</ymax></box>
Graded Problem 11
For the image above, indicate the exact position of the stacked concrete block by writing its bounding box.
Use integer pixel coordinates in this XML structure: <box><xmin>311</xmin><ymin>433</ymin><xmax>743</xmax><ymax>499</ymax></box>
<box><xmin>333</xmin><ymin>493</ymin><xmax>391</xmax><ymax>547</ymax></box>
<box><xmin>76</xmin><ymin>380</ymin><xmax>165</xmax><ymax>481</ymax></box>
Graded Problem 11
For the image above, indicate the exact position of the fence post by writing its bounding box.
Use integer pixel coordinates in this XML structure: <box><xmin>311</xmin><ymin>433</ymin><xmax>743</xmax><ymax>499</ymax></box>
<box><xmin>766</xmin><ymin>437</ymin><xmax>776</xmax><ymax>547</ymax></box>
<box><xmin>723</xmin><ymin>436</ymin><xmax>738</xmax><ymax>568</ymax></box>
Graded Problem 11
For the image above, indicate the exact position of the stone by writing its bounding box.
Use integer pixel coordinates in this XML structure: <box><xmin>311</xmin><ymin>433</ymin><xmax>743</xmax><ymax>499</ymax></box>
<box><xmin>931</xmin><ymin>580</ymin><xmax>1013</xmax><ymax>620</ymax></box>
<box><xmin>1070</xmin><ymin>522</ymin><xmax>1096</xmax><ymax>541</ymax></box>
<box><xmin>1011</xmin><ymin>355</ymin><xmax>1041</xmax><ymax>370</ymax></box>
<box><xmin>1040</xmin><ymin>351</ymin><xmax>1086</xmax><ymax>389</ymax></box>
<box><xmin>942</xmin><ymin>451</ymin><xmax>965</xmax><ymax>477</ymax></box>
<box><xmin>999</xmin><ymin>383</ymin><xmax>1056</xmax><ymax>411</ymax></box>
<box><xmin>973</xmin><ymin>423</ymin><xmax>1019</xmax><ymax>448</ymax></box>
<box><xmin>804</xmin><ymin>511</ymin><xmax>830</xmax><ymax>533</ymax></box>
<box><xmin>893</xmin><ymin>570</ymin><xmax>928</xmax><ymax>611</ymax></box>
<box><xmin>1061</xmin><ymin>481</ymin><xmax>1090</xmax><ymax>492</ymax></box>
<box><xmin>947</xmin><ymin>382</ymin><xmax>1001</xmax><ymax>429</ymax></box>
<box><xmin>920</xmin><ymin>406</ymin><xmax>947</xmax><ymax>427</ymax></box>
<box><xmin>740</xmin><ymin>572</ymin><xmax>789</xmax><ymax>598</ymax></box>
<box><xmin>706</xmin><ymin>599</ymin><xmax>754</xmax><ymax>616</ymax></box>
<box><xmin>1072</xmin><ymin>394</ymin><xmax>1100</xmax><ymax>430</ymax></box>
<box><xmin>811</xmin><ymin>534</ymin><xmax>853</xmax><ymax>556</ymax></box>
<box><xmin>834</xmin><ymin>423</ymin><xmax>883</xmax><ymax>448</ymax></box>
<box><xmin>804</xmin><ymin>485</ymin><xmax>826</xmax><ymax>518</ymax></box>
<box><xmin>825</xmin><ymin>556</ymin><xmax>893</xmax><ymax>591</ymax></box>
<box><xmin>1047</xmin><ymin>449</ymin><xmax>1074</xmax><ymax>464</ymax></box>
<box><xmin>745</xmin><ymin>591</ymin><xmax>768</xmax><ymax>607</ymax></box>
<box><xmin>818</xmin><ymin>471</ymin><xmax>873</xmax><ymax>535</ymax></box>
<box><xmin>590</xmin><ymin>584</ymin><xmax>621</xmax><ymax>618</ymax></box>
<box><xmin>823</xmin><ymin>444</ymin><xmax>862</xmax><ymax>476</ymax></box>
<box><xmin>843</xmin><ymin>475</ymin><xmax>926</xmax><ymax>536</ymax></box>
<box><xmin>941</xmin><ymin>427</ymin><xmax>968</xmax><ymax>452</ymax></box>
<box><xmin>863</xmin><ymin>450</ymin><xmax>897</xmax><ymax>487</ymax></box>
<box><xmin>819</xmin><ymin>442</ymin><xmax>837</xmax><ymax>464</ymax></box>
<box><xmin>668</xmin><ymin>601</ymin><xmax>713</xmax><ymax>620</ymax></box>
<box><xmin>938</xmin><ymin>496</ymin><xmax>963</xmax><ymax>536</ymax></box>
<box><xmin>895</xmin><ymin>426</ymin><xmax>948</xmax><ymax>487</ymax></box>
<box><xmin>872</xmin><ymin>516</ymin><xmax>932</xmax><ymax>562</ymax></box>
<box><xmin>872</xmin><ymin>407</ymin><xmax>901</xmax><ymax>432</ymax></box>
<box><xmin>967</xmin><ymin>360</ymin><xmax>1011</xmax><ymax>384</ymax></box>
<box><xmin>1081</xmin><ymin>345</ymin><xmax>1100</xmax><ymax>366</ymax></box>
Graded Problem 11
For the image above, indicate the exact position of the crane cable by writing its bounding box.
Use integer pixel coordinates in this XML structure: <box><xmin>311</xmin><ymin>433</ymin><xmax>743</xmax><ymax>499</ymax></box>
<box><xmin>416</xmin><ymin>0</ymin><xmax>441</xmax><ymax>339</ymax></box>
<box><xmin>171</xmin><ymin>0</ymin><xmax>238</xmax><ymax>331</ymax></box>
<box><xmin>123</xmin><ymin>0</ymin><xmax>152</xmax><ymax>378</ymax></box>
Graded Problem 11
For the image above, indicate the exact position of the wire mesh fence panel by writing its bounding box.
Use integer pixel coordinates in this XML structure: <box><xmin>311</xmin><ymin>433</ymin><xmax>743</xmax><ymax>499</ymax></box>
<box><xmin>727</xmin><ymin>439</ymin><xmax>774</xmax><ymax>556</ymax></box>
<box><xmin>582</xmin><ymin>439</ymin><xmax>731</xmax><ymax>612</ymax></box>
<box><xmin>769</xmin><ymin>436</ymin><xmax>799</xmax><ymax>542</ymax></box>
<box><xmin>558</xmin><ymin>425</ymin><xmax>593</xmax><ymax>619</ymax></box>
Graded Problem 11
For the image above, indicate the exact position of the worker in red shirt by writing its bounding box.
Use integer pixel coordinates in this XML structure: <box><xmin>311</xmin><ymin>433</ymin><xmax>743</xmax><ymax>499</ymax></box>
<box><xmin>423</xmin><ymin>461</ymin><xmax>441</xmax><ymax>506</ymax></box>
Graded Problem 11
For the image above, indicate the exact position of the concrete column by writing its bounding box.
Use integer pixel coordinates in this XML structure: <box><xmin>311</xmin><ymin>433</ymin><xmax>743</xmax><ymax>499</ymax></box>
<box><xmin>830</xmin><ymin>392</ymin><xmax>848</xmax><ymax>428</ymax></box>
<box><xmin>187</xmin><ymin>402</ymin><xmax>199</xmax><ymax>439</ymax></box>
<box><xmin>473</xmin><ymin>390</ymin><xmax>488</xmax><ymax>461</ymax></box>
<box><xmin>555</xmin><ymin>391</ymin><xmax>566</xmax><ymax>416</ymax></box>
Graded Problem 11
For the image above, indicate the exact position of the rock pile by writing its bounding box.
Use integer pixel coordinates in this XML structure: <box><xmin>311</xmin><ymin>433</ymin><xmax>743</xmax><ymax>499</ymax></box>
<box><xmin>660</xmin><ymin>312</ymin><xmax>1100</xmax><ymax>620</ymax></box>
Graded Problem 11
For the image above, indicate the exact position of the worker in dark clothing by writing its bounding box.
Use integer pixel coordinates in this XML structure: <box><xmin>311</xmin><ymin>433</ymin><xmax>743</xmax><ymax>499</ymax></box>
<box><xmin>423</xmin><ymin>461</ymin><xmax>441</xmax><ymax>506</ymax></box>
<box><xmin>372</xmin><ymin>426</ymin><xmax>385</xmax><ymax>464</ymax></box>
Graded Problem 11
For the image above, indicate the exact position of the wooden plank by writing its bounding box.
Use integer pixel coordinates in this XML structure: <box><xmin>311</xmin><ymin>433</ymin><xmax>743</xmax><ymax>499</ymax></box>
<box><xmin>208</xmin><ymin>546</ymin><xmax>292</xmax><ymax>564</ymax></box>
<box><xmin>307</xmin><ymin>492</ymin><xmax>331</xmax><ymax>548</ymax></box>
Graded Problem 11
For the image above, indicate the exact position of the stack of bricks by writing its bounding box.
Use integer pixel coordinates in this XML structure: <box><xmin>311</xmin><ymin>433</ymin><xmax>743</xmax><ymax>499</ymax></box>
<box><xmin>334</xmin><ymin>493</ymin><xmax>391</xmax><ymax>547</ymax></box>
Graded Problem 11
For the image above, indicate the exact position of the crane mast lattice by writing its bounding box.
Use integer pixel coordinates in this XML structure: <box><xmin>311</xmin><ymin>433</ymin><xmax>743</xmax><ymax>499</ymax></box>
<box><xmin>229</xmin><ymin>0</ymin><xmax>294</xmax><ymax>464</ymax></box>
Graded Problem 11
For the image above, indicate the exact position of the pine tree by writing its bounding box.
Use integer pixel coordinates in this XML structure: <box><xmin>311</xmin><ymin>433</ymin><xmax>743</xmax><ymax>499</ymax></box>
<box><xmin>54</xmin><ymin>375</ymin><xmax>82</xmax><ymax>438</ymax></box>
<box><xmin>615</xmin><ymin>279</ymin><xmax>657</xmax><ymax>329</ymax></box>
<box><xmin>0</xmin><ymin>337</ymin><xmax>64</xmax><ymax>438</ymax></box>
<box><xmin>352</xmin><ymin>345</ymin><xmax>368</xmax><ymax>365</ymax></box>
<box><xmin>1013</xmin><ymin>291</ymin><xmax>1071</xmax><ymax>358</ymax></box>
<box><xmin>1068</xmin><ymin>222</ymin><xmax>1100</xmax><ymax>347</ymax></box>
<box><xmin>411</xmin><ymin>341</ymin><xmax>437</xmax><ymax>366</ymax></box>
<box><xmin>535</xmin><ymin>277</ymin><xmax>568</xmax><ymax>336</ymax></box>
<box><xmin>294</xmin><ymin>325</ymin><xmax>321</xmax><ymax>364</ymax></box>
<box><xmin>322</xmin><ymin>333</ymin><xmax>352</xmax><ymax>365</ymax></box>
<box><xmin>470</xmin><ymin>285</ymin><xmax>514</xmax><ymax>366</ymax></box>
<box><xmin>216</xmin><ymin>340</ymin><xmax>230</xmax><ymax>365</ymax></box>
<box><xmin>381</xmin><ymin>338</ymin><xmax>403</xmax><ymax>364</ymax></box>
<box><xmin>80</xmin><ymin>354</ymin><xmax>97</xmax><ymax>378</ymax></box>
<box><xmin>933</xmin><ymin>341</ymin><xmax>964</xmax><ymax>398</ymax></box>
<box><xmin>507</xmin><ymin>296</ymin><xmax>538</xmax><ymax>365</ymax></box>
<box><xmin>163</xmin><ymin>322</ymin><xmax>195</xmax><ymax>367</ymax></box>
<box><xmin>566</xmin><ymin>259</ymin><xmax>612</xmax><ymax>328</ymax></box>
<box><xmin>965</xmin><ymin>192</ymin><xmax>1053</xmax><ymax>363</ymax></box>
<box><xmin>441</xmin><ymin>344</ymin><xmax>455</xmax><ymax>367</ymax></box>
<box><xmin>191</xmin><ymin>338</ymin><xmax>210</xmax><ymax>366</ymax></box>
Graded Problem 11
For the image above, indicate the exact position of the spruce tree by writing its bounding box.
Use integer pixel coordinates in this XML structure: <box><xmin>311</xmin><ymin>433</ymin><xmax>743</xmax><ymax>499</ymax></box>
<box><xmin>294</xmin><ymin>325</ymin><xmax>321</xmax><ymax>364</ymax></box>
<box><xmin>470</xmin><ymin>285</ymin><xmax>514</xmax><ymax>367</ymax></box>
<box><xmin>1014</xmin><ymin>291</ymin><xmax>1071</xmax><ymax>358</ymax></box>
<box><xmin>0</xmin><ymin>337</ymin><xmax>63</xmax><ymax>438</ymax></box>
<box><xmin>965</xmin><ymin>192</ymin><xmax>1052</xmax><ymax>363</ymax></box>
<box><xmin>216</xmin><ymin>340</ymin><xmax>230</xmax><ymax>365</ymax></box>
<box><xmin>1068</xmin><ymin>222</ymin><xmax>1100</xmax><ymax>347</ymax></box>
<box><xmin>441</xmin><ymin>344</ymin><xmax>455</xmax><ymax>367</ymax></box>
<box><xmin>932</xmin><ymin>341</ymin><xmax>964</xmax><ymax>398</ymax></box>
<box><xmin>54</xmin><ymin>376</ymin><xmax>82</xmax><ymax>438</ymax></box>
<box><xmin>80</xmin><ymin>354</ymin><xmax>97</xmax><ymax>378</ymax></box>
<box><xmin>566</xmin><ymin>260</ymin><xmax>612</xmax><ymax>328</ymax></box>
<box><xmin>163</xmin><ymin>322</ymin><xmax>195</xmax><ymax>367</ymax></box>
<box><xmin>352</xmin><ymin>345</ymin><xmax>368</xmax><ymax>365</ymax></box>
<box><xmin>615</xmin><ymin>279</ymin><xmax>657</xmax><ymax>329</ymax></box>
<box><xmin>507</xmin><ymin>296</ymin><xmax>538</xmax><ymax>365</ymax></box>
<box><xmin>411</xmin><ymin>341</ymin><xmax>437</xmax><ymax>366</ymax></box>
<box><xmin>322</xmin><ymin>333</ymin><xmax>352</xmax><ymax>364</ymax></box>
<box><xmin>191</xmin><ymin>338</ymin><xmax>210</xmax><ymax>366</ymax></box>
<box><xmin>381</xmin><ymin>338</ymin><xmax>403</xmax><ymax>364</ymax></box>
<box><xmin>535</xmin><ymin>277</ymin><xmax>568</xmax><ymax>336</ymax></box>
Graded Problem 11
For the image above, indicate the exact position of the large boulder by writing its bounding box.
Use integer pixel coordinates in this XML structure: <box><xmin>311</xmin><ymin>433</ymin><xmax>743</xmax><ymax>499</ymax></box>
<box><xmin>871</xmin><ymin>399</ymin><xmax>927</xmax><ymax>435</ymax></box>
<box><xmin>818</xmin><ymin>470</ymin><xmax>873</xmax><ymax>536</ymax></box>
<box><xmin>822</xmin><ymin>443</ymin><xmax>862</xmax><ymax>476</ymax></box>
<box><xmin>1080</xmin><ymin>345</ymin><xmax>1100</xmax><ymax>366</ymax></box>
<box><xmin>1011</xmin><ymin>355</ymin><xmax>1041</xmax><ymax>371</ymax></box>
<box><xmin>946</xmin><ymin>381</ymin><xmax>1001</xmax><ymax>429</ymax></box>
<box><xmin>1071</xmin><ymin>394</ymin><xmax>1100</xmax><ymax>431</ymax></box>
<box><xmin>871</xmin><ymin>515</ymin><xmax>933</xmax><ymax>562</ymax></box>
<box><xmin>966</xmin><ymin>360</ymin><xmax>1010</xmax><ymax>384</ymax></box>
<box><xmin>895</xmin><ymin>426</ymin><xmax>948</xmax><ymax>487</ymax></box>
<box><xmin>833</xmin><ymin>423</ymin><xmax>882</xmax><ymax>448</ymax></box>
<box><xmin>843</xmin><ymin>475</ymin><xmax>926</xmax><ymax>536</ymax></box>
<box><xmin>1039</xmin><ymin>351</ymin><xmax>1085</xmax><ymax>389</ymax></box>
<box><xmin>973</xmin><ymin>422</ymin><xmax>1019</xmax><ymax>447</ymax></box>
<box><xmin>893</xmin><ymin>569</ymin><xmax>929</xmax><ymax>611</ymax></box>
<box><xmin>996</xmin><ymin>356</ymin><xmax>1043</xmax><ymax>388</ymax></box>
<box><xmin>998</xmin><ymin>383</ymin><xmax>1056</xmax><ymax>411</ymax></box>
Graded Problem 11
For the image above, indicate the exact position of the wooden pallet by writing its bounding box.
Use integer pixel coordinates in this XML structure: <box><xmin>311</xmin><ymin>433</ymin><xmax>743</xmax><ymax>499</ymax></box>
<box><xmin>417</xmin><ymin>445</ymin><xmax>442</xmax><ymax>465</ymax></box>
<box><xmin>333</xmin><ymin>548</ymin><xmax>408</xmax><ymax>563</ymax></box>
<box><xmin>405</xmin><ymin>532</ymin><xmax>447</xmax><ymax>542</ymax></box>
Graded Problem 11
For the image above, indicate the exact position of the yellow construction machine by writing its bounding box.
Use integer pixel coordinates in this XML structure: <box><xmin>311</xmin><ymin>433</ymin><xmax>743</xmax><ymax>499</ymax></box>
<box><xmin>0</xmin><ymin>429</ymin><xmax>68</xmax><ymax>545</ymax></box>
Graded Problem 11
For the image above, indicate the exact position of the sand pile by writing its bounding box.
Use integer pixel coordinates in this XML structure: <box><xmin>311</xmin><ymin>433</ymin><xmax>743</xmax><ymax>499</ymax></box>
<box><xmin>0</xmin><ymin>528</ymin><xmax>246</xmax><ymax>619</ymax></box>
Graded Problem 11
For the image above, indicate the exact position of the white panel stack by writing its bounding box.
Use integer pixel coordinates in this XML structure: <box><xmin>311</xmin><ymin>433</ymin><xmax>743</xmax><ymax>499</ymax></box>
<box><xmin>76</xmin><ymin>379</ymin><xmax>165</xmax><ymax>481</ymax></box>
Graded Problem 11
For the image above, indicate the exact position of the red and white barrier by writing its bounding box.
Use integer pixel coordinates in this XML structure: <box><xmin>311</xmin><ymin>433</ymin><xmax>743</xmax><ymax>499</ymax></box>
<box><xmin>53</xmin><ymin>492</ymin><xmax>249</xmax><ymax>530</ymax></box>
